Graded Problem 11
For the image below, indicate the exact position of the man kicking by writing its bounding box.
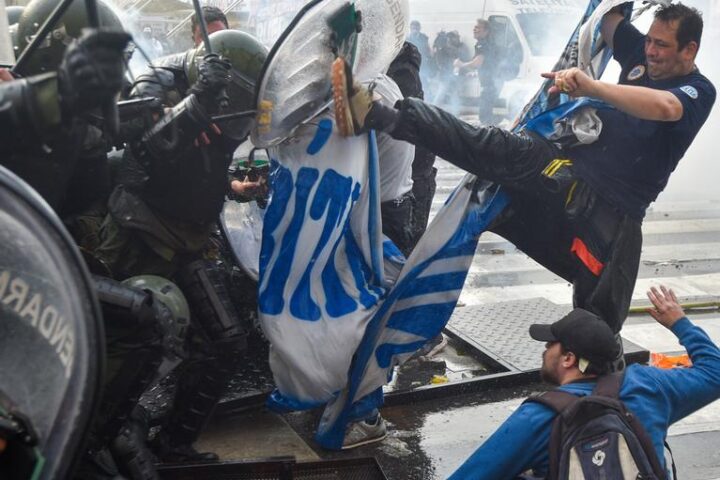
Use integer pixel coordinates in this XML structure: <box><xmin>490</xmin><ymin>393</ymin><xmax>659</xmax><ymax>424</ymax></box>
<box><xmin>331</xmin><ymin>3</ymin><xmax>715</xmax><ymax>349</ymax></box>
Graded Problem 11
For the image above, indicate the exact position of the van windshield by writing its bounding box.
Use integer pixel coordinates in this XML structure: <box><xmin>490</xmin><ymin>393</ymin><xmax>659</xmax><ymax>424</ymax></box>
<box><xmin>516</xmin><ymin>12</ymin><xmax>582</xmax><ymax>56</ymax></box>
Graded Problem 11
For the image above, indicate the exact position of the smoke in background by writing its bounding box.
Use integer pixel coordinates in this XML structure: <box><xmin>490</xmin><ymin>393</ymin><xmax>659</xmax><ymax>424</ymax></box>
<box><xmin>408</xmin><ymin>0</ymin><xmax>719</xmax><ymax>200</ymax></box>
<box><xmin>658</xmin><ymin>0</ymin><xmax>720</xmax><ymax>201</ymax></box>
<box><xmin>106</xmin><ymin>0</ymin><xmax>718</xmax><ymax>200</ymax></box>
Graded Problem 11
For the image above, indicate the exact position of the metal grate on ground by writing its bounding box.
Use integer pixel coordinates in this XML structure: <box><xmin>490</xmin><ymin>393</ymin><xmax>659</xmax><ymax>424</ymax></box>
<box><xmin>446</xmin><ymin>298</ymin><xmax>647</xmax><ymax>373</ymax></box>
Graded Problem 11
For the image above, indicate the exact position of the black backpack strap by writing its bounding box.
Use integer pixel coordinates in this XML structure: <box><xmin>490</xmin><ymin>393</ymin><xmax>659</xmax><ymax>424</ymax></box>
<box><xmin>524</xmin><ymin>390</ymin><xmax>579</xmax><ymax>414</ymax></box>
<box><xmin>525</xmin><ymin>391</ymin><xmax>580</xmax><ymax>480</ymax></box>
<box><xmin>664</xmin><ymin>440</ymin><xmax>677</xmax><ymax>480</ymax></box>
<box><xmin>592</xmin><ymin>371</ymin><xmax>625</xmax><ymax>398</ymax></box>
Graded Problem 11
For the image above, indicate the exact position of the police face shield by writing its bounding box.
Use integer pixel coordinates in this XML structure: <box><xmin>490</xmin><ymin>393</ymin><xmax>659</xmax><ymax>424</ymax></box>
<box><xmin>0</xmin><ymin>0</ymin><xmax>15</xmax><ymax>67</ymax></box>
<box><xmin>0</xmin><ymin>166</ymin><xmax>104</xmax><ymax>479</ymax></box>
<box><xmin>251</xmin><ymin>0</ymin><xmax>409</xmax><ymax>148</ymax></box>
<box><xmin>220</xmin><ymin>67</ymin><xmax>257</xmax><ymax>142</ymax></box>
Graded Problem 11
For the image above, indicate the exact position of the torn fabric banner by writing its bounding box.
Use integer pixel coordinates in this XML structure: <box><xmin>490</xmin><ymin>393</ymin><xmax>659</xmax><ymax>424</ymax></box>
<box><xmin>258</xmin><ymin>112</ymin><xmax>509</xmax><ymax>448</ymax></box>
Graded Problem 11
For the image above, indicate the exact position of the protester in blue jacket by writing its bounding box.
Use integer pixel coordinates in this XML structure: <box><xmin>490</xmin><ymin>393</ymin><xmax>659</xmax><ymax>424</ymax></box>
<box><xmin>448</xmin><ymin>285</ymin><xmax>720</xmax><ymax>479</ymax></box>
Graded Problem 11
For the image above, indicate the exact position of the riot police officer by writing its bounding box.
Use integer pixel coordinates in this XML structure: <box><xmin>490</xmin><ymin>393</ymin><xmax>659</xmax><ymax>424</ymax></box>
<box><xmin>1</xmin><ymin>1</ymin><xmax>190</xmax><ymax>478</ymax></box>
<box><xmin>87</xmin><ymin>30</ymin><xmax>268</xmax><ymax>463</ymax></box>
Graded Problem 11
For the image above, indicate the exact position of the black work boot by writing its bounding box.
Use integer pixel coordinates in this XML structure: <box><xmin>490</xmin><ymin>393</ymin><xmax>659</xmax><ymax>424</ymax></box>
<box><xmin>110</xmin><ymin>407</ymin><xmax>159</xmax><ymax>480</ymax></box>
<box><xmin>150</xmin><ymin>358</ymin><xmax>229</xmax><ymax>464</ymax></box>
<box><xmin>151</xmin><ymin>431</ymin><xmax>219</xmax><ymax>463</ymax></box>
<box><xmin>75</xmin><ymin>447</ymin><xmax>127</xmax><ymax>480</ymax></box>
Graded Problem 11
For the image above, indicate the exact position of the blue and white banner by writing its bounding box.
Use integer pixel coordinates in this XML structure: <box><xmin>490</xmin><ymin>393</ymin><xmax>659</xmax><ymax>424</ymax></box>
<box><xmin>258</xmin><ymin>111</ymin><xmax>508</xmax><ymax>448</ymax></box>
<box><xmin>258</xmin><ymin>0</ymin><xmax>632</xmax><ymax>450</ymax></box>
<box><xmin>516</xmin><ymin>0</ymin><xmax>632</xmax><ymax>136</ymax></box>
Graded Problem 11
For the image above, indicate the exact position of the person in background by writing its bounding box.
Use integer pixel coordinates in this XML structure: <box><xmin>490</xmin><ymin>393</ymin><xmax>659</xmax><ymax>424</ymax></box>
<box><xmin>406</xmin><ymin>20</ymin><xmax>433</xmax><ymax>95</ymax></box>
<box><xmin>141</xmin><ymin>26</ymin><xmax>164</xmax><ymax>57</ymax></box>
<box><xmin>190</xmin><ymin>5</ymin><xmax>228</xmax><ymax>47</ymax></box>
<box><xmin>454</xmin><ymin>19</ymin><xmax>500</xmax><ymax>124</ymax></box>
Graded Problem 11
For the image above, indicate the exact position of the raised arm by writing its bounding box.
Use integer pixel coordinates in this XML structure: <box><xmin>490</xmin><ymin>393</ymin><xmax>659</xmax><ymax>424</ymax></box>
<box><xmin>600</xmin><ymin>7</ymin><xmax>626</xmax><ymax>50</ymax></box>
<box><xmin>454</xmin><ymin>55</ymin><xmax>484</xmax><ymax>71</ymax></box>
<box><xmin>646</xmin><ymin>286</ymin><xmax>720</xmax><ymax>423</ymax></box>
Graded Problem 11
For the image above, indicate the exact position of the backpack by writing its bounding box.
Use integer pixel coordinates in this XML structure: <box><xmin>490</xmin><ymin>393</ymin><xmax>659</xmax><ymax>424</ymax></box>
<box><xmin>525</xmin><ymin>373</ymin><xmax>672</xmax><ymax>480</ymax></box>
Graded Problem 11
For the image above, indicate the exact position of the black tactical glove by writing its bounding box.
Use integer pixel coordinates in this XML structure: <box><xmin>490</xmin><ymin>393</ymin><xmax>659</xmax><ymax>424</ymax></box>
<box><xmin>58</xmin><ymin>29</ymin><xmax>131</xmax><ymax>116</ymax></box>
<box><xmin>188</xmin><ymin>53</ymin><xmax>232</xmax><ymax>111</ymax></box>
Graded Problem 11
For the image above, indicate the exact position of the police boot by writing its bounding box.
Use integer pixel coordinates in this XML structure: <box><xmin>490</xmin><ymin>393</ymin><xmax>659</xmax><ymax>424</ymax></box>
<box><xmin>110</xmin><ymin>406</ymin><xmax>159</xmax><ymax>480</ymax></box>
<box><xmin>331</xmin><ymin>57</ymin><xmax>397</xmax><ymax>136</ymax></box>
<box><xmin>150</xmin><ymin>359</ymin><xmax>231</xmax><ymax>463</ymax></box>
<box><xmin>151</xmin><ymin>432</ymin><xmax>219</xmax><ymax>463</ymax></box>
<box><xmin>75</xmin><ymin>447</ymin><xmax>127</xmax><ymax>480</ymax></box>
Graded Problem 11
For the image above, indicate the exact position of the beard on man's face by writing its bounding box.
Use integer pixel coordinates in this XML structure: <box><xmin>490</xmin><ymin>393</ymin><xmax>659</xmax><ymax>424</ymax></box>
<box><xmin>540</xmin><ymin>350</ymin><xmax>560</xmax><ymax>385</ymax></box>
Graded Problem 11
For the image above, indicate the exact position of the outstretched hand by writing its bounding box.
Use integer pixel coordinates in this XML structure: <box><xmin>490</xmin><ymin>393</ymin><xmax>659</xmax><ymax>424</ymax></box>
<box><xmin>541</xmin><ymin>67</ymin><xmax>597</xmax><ymax>97</ymax></box>
<box><xmin>647</xmin><ymin>285</ymin><xmax>685</xmax><ymax>328</ymax></box>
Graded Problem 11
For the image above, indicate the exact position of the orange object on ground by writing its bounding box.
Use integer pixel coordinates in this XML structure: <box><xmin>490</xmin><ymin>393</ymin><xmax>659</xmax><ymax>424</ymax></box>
<box><xmin>651</xmin><ymin>352</ymin><xmax>692</xmax><ymax>369</ymax></box>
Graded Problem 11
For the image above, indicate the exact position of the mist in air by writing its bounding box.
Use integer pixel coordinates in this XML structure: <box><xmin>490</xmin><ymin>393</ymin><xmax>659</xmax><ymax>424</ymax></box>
<box><xmin>411</xmin><ymin>0</ymin><xmax>719</xmax><ymax>201</ymax></box>
<box><xmin>111</xmin><ymin>0</ymin><xmax>719</xmax><ymax>200</ymax></box>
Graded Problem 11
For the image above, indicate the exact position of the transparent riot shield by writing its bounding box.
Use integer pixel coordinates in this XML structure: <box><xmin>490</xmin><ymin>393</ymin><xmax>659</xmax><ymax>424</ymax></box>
<box><xmin>0</xmin><ymin>166</ymin><xmax>104</xmax><ymax>480</ymax></box>
<box><xmin>251</xmin><ymin>0</ymin><xmax>361</xmax><ymax>147</ymax></box>
<box><xmin>251</xmin><ymin>0</ymin><xmax>409</xmax><ymax>148</ymax></box>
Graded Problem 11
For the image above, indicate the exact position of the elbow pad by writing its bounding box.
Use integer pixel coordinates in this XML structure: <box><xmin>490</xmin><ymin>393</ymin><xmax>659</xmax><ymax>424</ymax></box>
<box><xmin>136</xmin><ymin>93</ymin><xmax>211</xmax><ymax>160</ymax></box>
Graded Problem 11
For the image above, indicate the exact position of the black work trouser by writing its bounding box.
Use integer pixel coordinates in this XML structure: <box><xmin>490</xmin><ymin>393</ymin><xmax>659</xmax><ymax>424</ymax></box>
<box><xmin>381</xmin><ymin>190</ymin><xmax>417</xmax><ymax>258</ymax></box>
<box><xmin>388</xmin><ymin>98</ymin><xmax>642</xmax><ymax>332</ymax></box>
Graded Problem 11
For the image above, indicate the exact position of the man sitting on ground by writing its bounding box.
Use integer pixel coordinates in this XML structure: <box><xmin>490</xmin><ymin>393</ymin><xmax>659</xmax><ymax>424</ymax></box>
<box><xmin>448</xmin><ymin>285</ymin><xmax>720</xmax><ymax>479</ymax></box>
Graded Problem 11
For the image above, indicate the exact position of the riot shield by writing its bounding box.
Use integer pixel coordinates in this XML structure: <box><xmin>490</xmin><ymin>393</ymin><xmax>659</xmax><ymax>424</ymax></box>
<box><xmin>251</xmin><ymin>0</ymin><xmax>409</xmax><ymax>148</ymax></box>
<box><xmin>220</xmin><ymin>201</ymin><xmax>264</xmax><ymax>282</ymax></box>
<box><xmin>251</xmin><ymin>0</ymin><xmax>361</xmax><ymax>148</ymax></box>
<box><xmin>0</xmin><ymin>166</ymin><xmax>104</xmax><ymax>479</ymax></box>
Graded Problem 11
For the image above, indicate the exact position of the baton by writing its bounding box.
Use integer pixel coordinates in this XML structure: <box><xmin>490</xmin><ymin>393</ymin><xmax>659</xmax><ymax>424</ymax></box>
<box><xmin>211</xmin><ymin>110</ymin><xmax>257</xmax><ymax>122</ymax></box>
<box><xmin>190</xmin><ymin>0</ymin><xmax>229</xmax><ymax>109</ymax></box>
<box><xmin>84</xmin><ymin>0</ymin><xmax>120</xmax><ymax>139</ymax></box>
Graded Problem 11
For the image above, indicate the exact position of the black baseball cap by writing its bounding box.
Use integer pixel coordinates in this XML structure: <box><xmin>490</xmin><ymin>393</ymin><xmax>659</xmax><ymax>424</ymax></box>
<box><xmin>529</xmin><ymin>308</ymin><xmax>620</xmax><ymax>370</ymax></box>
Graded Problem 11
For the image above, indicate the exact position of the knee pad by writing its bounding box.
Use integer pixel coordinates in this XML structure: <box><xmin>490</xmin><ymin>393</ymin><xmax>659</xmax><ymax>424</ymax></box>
<box><xmin>177</xmin><ymin>259</ymin><xmax>248</xmax><ymax>351</ymax></box>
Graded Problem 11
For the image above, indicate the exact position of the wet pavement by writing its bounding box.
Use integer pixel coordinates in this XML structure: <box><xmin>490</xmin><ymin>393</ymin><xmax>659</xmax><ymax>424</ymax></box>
<box><xmin>188</xmin><ymin>159</ymin><xmax>720</xmax><ymax>479</ymax></box>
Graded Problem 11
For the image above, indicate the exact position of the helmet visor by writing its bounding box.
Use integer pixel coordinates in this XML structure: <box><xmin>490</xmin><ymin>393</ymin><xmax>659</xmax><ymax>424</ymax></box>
<box><xmin>216</xmin><ymin>67</ymin><xmax>257</xmax><ymax>141</ymax></box>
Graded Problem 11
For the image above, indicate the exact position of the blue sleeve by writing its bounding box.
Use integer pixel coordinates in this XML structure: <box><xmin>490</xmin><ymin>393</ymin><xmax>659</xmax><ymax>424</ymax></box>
<box><xmin>447</xmin><ymin>402</ymin><xmax>556</xmax><ymax>480</ymax></box>
<box><xmin>667</xmin><ymin>76</ymin><xmax>716</xmax><ymax>132</ymax></box>
<box><xmin>644</xmin><ymin>317</ymin><xmax>720</xmax><ymax>424</ymax></box>
<box><xmin>612</xmin><ymin>19</ymin><xmax>644</xmax><ymax>69</ymax></box>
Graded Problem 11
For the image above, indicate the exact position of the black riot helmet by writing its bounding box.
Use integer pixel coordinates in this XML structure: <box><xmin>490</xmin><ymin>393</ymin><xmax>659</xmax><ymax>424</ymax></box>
<box><xmin>15</xmin><ymin>0</ymin><xmax>123</xmax><ymax>76</ymax></box>
<box><xmin>186</xmin><ymin>29</ymin><xmax>268</xmax><ymax>141</ymax></box>
<box><xmin>0</xmin><ymin>165</ymin><xmax>104</xmax><ymax>480</ymax></box>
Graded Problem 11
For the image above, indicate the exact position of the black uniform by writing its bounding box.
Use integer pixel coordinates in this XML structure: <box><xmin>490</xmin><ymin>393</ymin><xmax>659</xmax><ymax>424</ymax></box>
<box><xmin>474</xmin><ymin>37</ymin><xmax>500</xmax><ymax>125</ymax></box>
<box><xmin>92</xmin><ymin>51</ymin><xmax>251</xmax><ymax>462</ymax></box>
<box><xmin>387</xmin><ymin>42</ymin><xmax>437</xmax><ymax>252</ymax></box>
<box><xmin>0</xmin><ymin>30</ymin><xmax>177</xmax><ymax>479</ymax></box>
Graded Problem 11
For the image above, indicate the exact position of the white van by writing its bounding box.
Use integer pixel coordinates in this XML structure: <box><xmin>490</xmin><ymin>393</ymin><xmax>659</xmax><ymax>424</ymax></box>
<box><xmin>408</xmin><ymin>0</ymin><xmax>585</xmax><ymax>120</ymax></box>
